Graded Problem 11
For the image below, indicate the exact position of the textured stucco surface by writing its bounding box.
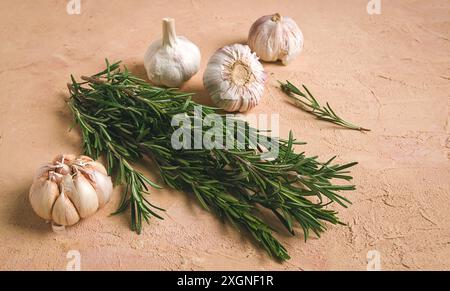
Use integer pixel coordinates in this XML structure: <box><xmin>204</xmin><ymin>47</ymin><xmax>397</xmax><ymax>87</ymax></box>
<box><xmin>0</xmin><ymin>0</ymin><xmax>449</xmax><ymax>270</ymax></box>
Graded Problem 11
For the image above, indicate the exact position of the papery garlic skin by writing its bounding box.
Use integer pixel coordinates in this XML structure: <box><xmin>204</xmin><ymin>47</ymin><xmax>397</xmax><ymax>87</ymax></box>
<box><xmin>144</xmin><ymin>18</ymin><xmax>201</xmax><ymax>87</ymax></box>
<box><xmin>203</xmin><ymin>44</ymin><xmax>266</xmax><ymax>112</ymax></box>
<box><xmin>28</xmin><ymin>154</ymin><xmax>113</xmax><ymax>228</ymax></box>
<box><xmin>248</xmin><ymin>13</ymin><xmax>303</xmax><ymax>65</ymax></box>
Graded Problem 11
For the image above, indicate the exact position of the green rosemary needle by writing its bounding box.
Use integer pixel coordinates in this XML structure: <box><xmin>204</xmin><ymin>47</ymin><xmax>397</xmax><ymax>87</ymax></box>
<box><xmin>67</xmin><ymin>60</ymin><xmax>358</xmax><ymax>261</ymax></box>
<box><xmin>280</xmin><ymin>81</ymin><xmax>370</xmax><ymax>132</ymax></box>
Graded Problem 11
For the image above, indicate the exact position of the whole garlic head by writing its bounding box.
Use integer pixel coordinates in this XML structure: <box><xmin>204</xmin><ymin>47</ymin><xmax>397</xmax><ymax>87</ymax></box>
<box><xmin>203</xmin><ymin>44</ymin><xmax>266</xmax><ymax>112</ymax></box>
<box><xmin>144</xmin><ymin>17</ymin><xmax>201</xmax><ymax>87</ymax></box>
<box><xmin>248</xmin><ymin>13</ymin><xmax>304</xmax><ymax>65</ymax></box>
<box><xmin>29</xmin><ymin>154</ymin><xmax>113</xmax><ymax>230</ymax></box>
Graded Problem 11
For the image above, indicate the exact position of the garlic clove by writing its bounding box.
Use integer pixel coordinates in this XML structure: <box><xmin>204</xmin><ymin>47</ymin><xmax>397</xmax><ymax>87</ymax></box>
<box><xmin>248</xmin><ymin>13</ymin><xmax>304</xmax><ymax>65</ymax></box>
<box><xmin>51</xmin><ymin>192</ymin><xmax>80</xmax><ymax>226</ymax></box>
<box><xmin>144</xmin><ymin>18</ymin><xmax>201</xmax><ymax>87</ymax></box>
<box><xmin>29</xmin><ymin>173</ymin><xmax>59</xmax><ymax>220</ymax></box>
<box><xmin>203</xmin><ymin>44</ymin><xmax>266</xmax><ymax>112</ymax></box>
<box><xmin>81</xmin><ymin>168</ymin><xmax>113</xmax><ymax>208</ymax></box>
<box><xmin>63</xmin><ymin>173</ymin><xmax>99</xmax><ymax>218</ymax></box>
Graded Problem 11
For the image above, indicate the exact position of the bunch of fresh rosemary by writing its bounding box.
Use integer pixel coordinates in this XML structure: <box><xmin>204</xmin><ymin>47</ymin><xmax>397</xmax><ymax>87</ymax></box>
<box><xmin>67</xmin><ymin>60</ymin><xmax>357</xmax><ymax>261</ymax></box>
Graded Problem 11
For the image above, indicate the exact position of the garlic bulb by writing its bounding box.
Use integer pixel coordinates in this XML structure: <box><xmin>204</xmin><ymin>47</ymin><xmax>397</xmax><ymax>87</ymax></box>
<box><xmin>203</xmin><ymin>44</ymin><xmax>266</xmax><ymax>112</ymax></box>
<box><xmin>29</xmin><ymin>154</ymin><xmax>113</xmax><ymax>229</ymax></box>
<box><xmin>248</xmin><ymin>13</ymin><xmax>304</xmax><ymax>65</ymax></box>
<box><xmin>144</xmin><ymin>17</ymin><xmax>201</xmax><ymax>87</ymax></box>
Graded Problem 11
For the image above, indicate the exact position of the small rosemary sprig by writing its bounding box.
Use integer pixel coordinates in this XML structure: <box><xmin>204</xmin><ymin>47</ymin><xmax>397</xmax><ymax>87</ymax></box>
<box><xmin>280</xmin><ymin>81</ymin><xmax>370</xmax><ymax>131</ymax></box>
<box><xmin>67</xmin><ymin>60</ymin><xmax>358</xmax><ymax>261</ymax></box>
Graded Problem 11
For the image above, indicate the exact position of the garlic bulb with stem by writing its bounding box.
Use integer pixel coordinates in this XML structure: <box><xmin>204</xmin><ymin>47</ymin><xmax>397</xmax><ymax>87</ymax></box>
<box><xmin>144</xmin><ymin>17</ymin><xmax>201</xmax><ymax>87</ymax></box>
<box><xmin>248</xmin><ymin>13</ymin><xmax>304</xmax><ymax>65</ymax></box>
<box><xmin>29</xmin><ymin>154</ymin><xmax>113</xmax><ymax>230</ymax></box>
<box><xmin>203</xmin><ymin>44</ymin><xmax>266</xmax><ymax>112</ymax></box>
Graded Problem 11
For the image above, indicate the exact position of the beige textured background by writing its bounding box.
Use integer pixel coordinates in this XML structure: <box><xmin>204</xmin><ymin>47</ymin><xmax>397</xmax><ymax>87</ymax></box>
<box><xmin>0</xmin><ymin>0</ymin><xmax>449</xmax><ymax>270</ymax></box>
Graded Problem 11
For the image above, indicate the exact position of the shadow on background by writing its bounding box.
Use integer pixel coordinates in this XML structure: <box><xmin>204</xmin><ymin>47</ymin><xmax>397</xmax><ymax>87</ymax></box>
<box><xmin>10</xmin><ymin>182</ymin><xmax>52</xmax><ymax>235</ymax></box>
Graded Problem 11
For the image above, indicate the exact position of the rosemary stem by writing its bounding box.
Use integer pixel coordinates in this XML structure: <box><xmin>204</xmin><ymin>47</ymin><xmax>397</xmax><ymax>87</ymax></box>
<box><xmin>280</xmin><ymin>81</ymin><xmax>370</xmax><ymax>132</ymax></box>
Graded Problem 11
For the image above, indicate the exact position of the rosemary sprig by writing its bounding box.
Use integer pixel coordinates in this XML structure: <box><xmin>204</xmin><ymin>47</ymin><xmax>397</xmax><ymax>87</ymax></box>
<box><xmin>67</xmin><ymin>60</ymin><xmax>358</xmax><ymax>261</ymax></box>
<box><xmin>280</xmin><ymin>81</ymin><xmax>370</xmax><ymax>131</ymax></box>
